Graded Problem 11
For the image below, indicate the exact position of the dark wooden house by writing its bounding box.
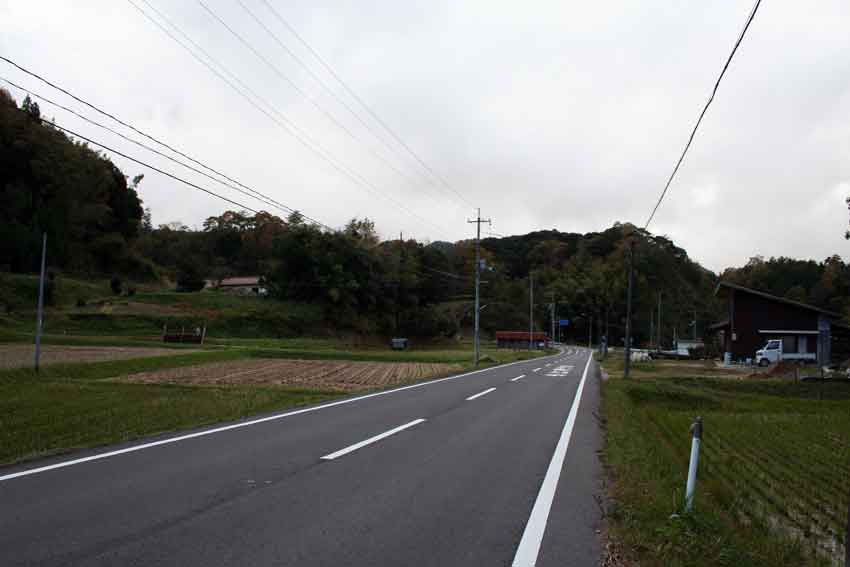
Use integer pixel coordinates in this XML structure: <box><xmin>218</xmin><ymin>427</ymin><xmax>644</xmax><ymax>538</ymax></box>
<box><xmin>709</xmin><ymin>281</ymin><xmax>847</xmax><ymax>365</ymax></box>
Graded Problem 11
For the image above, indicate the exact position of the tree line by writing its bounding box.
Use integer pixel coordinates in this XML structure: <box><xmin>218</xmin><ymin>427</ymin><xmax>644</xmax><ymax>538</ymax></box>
<box><xmin>3</xmin><ymin>87</ymin><xmax>849</xmax><ymax>341</ymax></box>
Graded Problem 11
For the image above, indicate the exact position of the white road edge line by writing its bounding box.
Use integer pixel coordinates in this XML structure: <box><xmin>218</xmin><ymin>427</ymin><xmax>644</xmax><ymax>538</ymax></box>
<box><xmin>320</xmin><ymin>419</ymin><xmax>425</xmax><ymax>461</ymax></box>
<box><xmin>510</xmin><ymin>375</ymin><xmax>526</xmax><ymax>382</ymax></box>
<box><xmin>0</xmin><ymin>352</ymin><xmax>562</xmax><ymax>483</ymax></box>
<box><xmin>465</xmin><ymin>387</ymin><xmax>497</xmax><ymax>401</ymax></box>
<box><xmin>511</xmin><ymin>349</ymin><xmax>594</xmax><ymax>567</ymax></box>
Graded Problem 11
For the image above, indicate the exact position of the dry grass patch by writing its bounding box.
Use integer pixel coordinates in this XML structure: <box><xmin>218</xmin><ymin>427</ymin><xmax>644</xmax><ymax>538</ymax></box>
<box><xmin>123</xmin><ymin>358</ymin><xmax>463</xmax><ymax>392</ymax></box>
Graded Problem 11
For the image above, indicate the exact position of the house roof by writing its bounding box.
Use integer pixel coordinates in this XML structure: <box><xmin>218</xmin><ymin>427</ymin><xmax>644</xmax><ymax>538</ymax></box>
<box><xmin>218</xmin><ymin>276</ymin><xmax>261</xmax><ymax>287</ymax></box>
<box><xmin>714</xmin><ymin>281</ymin><xmax>843</xmax><ymax>319</ymax></box>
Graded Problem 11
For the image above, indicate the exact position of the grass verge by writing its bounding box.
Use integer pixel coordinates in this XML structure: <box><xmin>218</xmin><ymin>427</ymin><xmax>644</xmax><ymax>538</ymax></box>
<box><xmin>599</xmin><ymin>357</ymin><xmax>849</xmax><ymax>566</ymax></box>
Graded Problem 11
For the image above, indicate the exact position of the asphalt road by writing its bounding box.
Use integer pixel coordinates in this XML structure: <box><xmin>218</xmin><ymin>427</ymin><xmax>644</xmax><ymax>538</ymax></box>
<box><xmin>0</xmin><ymin>347</ymin><xmax>603</xmax><ymax>567</ymax></box>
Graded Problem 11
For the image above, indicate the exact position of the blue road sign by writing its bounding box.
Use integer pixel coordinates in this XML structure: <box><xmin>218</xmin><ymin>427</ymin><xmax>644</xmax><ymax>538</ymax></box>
<box><xmin>559</xmin><ymin>319</ymin><xmax>570</xmax><ymax>326</ymax></box>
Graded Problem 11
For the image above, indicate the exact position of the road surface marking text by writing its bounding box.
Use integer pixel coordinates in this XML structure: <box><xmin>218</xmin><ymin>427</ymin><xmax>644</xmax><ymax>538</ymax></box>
<box><xmin>512</xmin><ymin>350</ymin><xmax>593</xmax><ymax>567</ymax></box>
<box><xmin>510</xmin><ymin>375</ymin><xmax>526</xmax><ymax>382</ymax></box>
<box><xmin>466</xmin><ymin>387</ymin><xmax>497</xmax><ymax>401</ymax></box>
<box><xmin>321</xmin><ymin>419</ymin><xmax>426</xmax><ymax>460</ymax></box>
<box><xmin>545</xmin><ymin>365</ymin><xmax>574</xmax><ymax>377</ymax></box>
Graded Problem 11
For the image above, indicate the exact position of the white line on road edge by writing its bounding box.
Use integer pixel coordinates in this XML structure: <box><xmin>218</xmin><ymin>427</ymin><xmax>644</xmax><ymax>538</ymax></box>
<box><xmin>510</xmin><ymin>375</ymin><xmax>526</xmax><ymax>382</ymax></box>
<box><xmin>320</xmin><ymin>419</ymin><xmax>426</xmax><ymax>460</ymax></box>
<box><xmin>0</xmin><ymin>352</ymin><xmax>562</xmax><ymax>483</ymax></box>
<box><xmin>465</xmin><ymin>387</ymin><xmax>497</xmax><ymax>401</ymax></box>
<box><xmin>512</xmin><ymin>350</ymin><xmax>594</xmax><ymax>567</ymax></box>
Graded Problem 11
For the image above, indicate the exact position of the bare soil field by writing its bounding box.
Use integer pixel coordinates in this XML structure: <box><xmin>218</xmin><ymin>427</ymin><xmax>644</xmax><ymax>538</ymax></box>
<box><xmin>123</xmin><ymin>358</ymin><xmax>464</xmax><ymax>392</ymax></box>
<box><xmin>0</xmin><ymin>344</ymin><xmax>195</xmax><ymax>370</ymax></box>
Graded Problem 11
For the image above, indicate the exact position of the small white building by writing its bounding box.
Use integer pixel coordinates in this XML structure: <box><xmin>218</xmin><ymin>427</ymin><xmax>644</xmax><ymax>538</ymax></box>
<box><xmin>211</xmin><ymin>276</ymin><xmax>267</xmax><ymax>296</ymax></box>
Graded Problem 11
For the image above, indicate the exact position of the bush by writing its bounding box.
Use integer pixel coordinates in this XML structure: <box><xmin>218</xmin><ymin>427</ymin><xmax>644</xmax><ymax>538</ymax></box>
<box><xmin>126</xmin><ymin>285</ymin><xmax>136</xmax><ymax>297</ymax></box>
<box><xmin>110</xmin><ymin>276</ymin><xmax>123</xmax><ymax>295</ymax></box>
<box><xmin>75</xmin><ymin>297</ymin><xmax>87</xmax><ymax>308</ymax></box>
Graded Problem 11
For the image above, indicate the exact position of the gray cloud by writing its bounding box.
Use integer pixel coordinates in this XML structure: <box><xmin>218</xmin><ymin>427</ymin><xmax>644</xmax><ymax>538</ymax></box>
<box><xmin>1</xmin><ymin>0</ymin><xmax>848</xmax><ymax>271</ymax></box>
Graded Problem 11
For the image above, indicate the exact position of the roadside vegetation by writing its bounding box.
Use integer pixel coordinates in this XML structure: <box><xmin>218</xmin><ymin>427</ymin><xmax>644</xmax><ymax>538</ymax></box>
<box><xmin>598</xmin><ymin>355</ymin><xmax>850</xmax><ymax>566</ymax></box>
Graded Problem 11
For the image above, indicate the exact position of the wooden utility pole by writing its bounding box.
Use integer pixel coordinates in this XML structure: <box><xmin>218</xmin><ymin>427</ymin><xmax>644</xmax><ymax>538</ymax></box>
<box><xmin>529</xmin><ymin>273</ymin><xmax>534</xmax><ymax>350</ymax></box>
<box><xmin>467</xmin><ymin>209</ymin><xmax>490</xmax><ymax>366</ymax></box>
<box><xmin>624</xmin><ymin>237</ymin><xmax>635</xmax><ymax>379</ymax></box>
<box><xmin>657</xmin><ymin>291</ymin><xmax>663</xmax><ymax>350</ymax></box>
<box><xmin>34</xmin><ymin>233</ymin><xmax>47</xmax><ymax>372</ymax></box>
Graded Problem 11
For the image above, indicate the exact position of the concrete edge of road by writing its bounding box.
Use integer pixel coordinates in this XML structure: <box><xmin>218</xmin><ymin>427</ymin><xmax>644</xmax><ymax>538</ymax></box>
<box><xmin>0</xmin><ymin>348</ymin><xmax>571</xmax><ymax>483</ymax></box>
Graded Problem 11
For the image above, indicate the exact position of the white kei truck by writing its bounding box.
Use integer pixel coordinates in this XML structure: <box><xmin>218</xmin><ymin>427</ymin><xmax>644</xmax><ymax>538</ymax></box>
<box><xmin>755</xmin><ymin>339</ymin><xmax>817</xmax><ymax>367</ymax></box>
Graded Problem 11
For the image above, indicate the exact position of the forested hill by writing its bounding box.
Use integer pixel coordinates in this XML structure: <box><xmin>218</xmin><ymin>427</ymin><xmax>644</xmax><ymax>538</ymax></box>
<box><xmin>0</xmin><ymin>89</ymin><xmax>148</xmax><ymax>276</ymax></box>
<box><xmin>721</xmin><ymin>256</ymin><xmax>850</xmax><ymax>315</ymax></box>
<box><xmin>481</xmin><ymin>225</ymin><xmax>720</xmax><ymax>346</ymax></box>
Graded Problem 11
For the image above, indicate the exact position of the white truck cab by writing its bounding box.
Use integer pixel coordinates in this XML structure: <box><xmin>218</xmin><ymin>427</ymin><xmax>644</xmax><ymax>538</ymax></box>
<box><xmin>755</xmin><ymin>339</ymin><xmax>783</xmax><ymax>367</ymax></box>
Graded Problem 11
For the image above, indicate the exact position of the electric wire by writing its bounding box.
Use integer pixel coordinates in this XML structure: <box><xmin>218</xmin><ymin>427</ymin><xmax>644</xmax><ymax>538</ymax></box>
<box><xmin>125</xmin><ymin>0</ymin><xmax>455</xmax><ymax>241</ymax></box>
<box><xmin>232</xmin><ymin>0</ymin><xmax>457</xmax><ymax>211</ymax></box>
<box><xmin>0</xmin><ymin>76</ymin><xmax>337</xmax><ymax>229</ymax></box>
<box><xmin>50</xmin><ymin>121</ymin><xmax>261</xmax><ymax>213</ymax></box>
<box><xmin>0</xmin><ymin>54</ymin><xmax>330</xmax><ymax>229</ymax></box>
<box><xmin>643</xmin><ymin>0</ymin><xmax>762</xmax><ymax>229</ymax></box>
<box><xmin>235</xmin><ymin>0</ymin><xmax>467</xmax><ymax>211</ymax></box>
<box><xmin>258</xmin><ymin>0</ymin><xmax>474</xmax><ymax>209</ymax></box>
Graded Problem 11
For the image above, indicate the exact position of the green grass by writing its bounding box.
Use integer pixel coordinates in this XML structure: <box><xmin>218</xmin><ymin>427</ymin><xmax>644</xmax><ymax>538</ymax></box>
<box><xmin>0</xmin><ymin>350</ymin><xmax>338</xmax><ymax>466</ymax></box>
<box><xmin>0</xmin><ymin>380</ymin><xmax>337</xmax><ymax>466</ymax></box>
<box><xmin>600</xmin><ymin>360</ymin><xmax>850</xmax><ymax>566</ymax></box>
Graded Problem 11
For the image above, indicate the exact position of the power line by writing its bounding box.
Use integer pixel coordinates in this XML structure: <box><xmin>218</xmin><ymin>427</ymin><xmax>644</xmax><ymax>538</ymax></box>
<box><xmin>124</xmin><ymin>0</ymin><xmax>455</xmax><ymax>241</ymax></box>
<box><xmin>258</xmin><ymin>0</ymin><xmax>474</xmax><ymax>209</ymax></box>
<box><xmin>0</xmin><ymin>54</ymin><xmax>330</xmax><ymax>229</ymax></box>
<box><xmin>644</xmin><ymin>0</ymin><xmax>762</xmax><ymax>229</ymax></box>
<box><xmin>232</xmin><ymin>0</ymin><xmax>459</xmax><ymax>212</ymax></box>
<box><xmin>50</xmin><ymin>121</ymin><xmax>261</xmax><ymax>213</ymax></box>
<box><xmin>1</xmin><ymin>76</ymin><xmax>336</xmax><ymax>230</ymax></box>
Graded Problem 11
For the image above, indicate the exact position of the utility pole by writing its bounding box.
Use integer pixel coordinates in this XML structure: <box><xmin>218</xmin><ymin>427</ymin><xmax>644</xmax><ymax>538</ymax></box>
<box><xmin>34</xmin><ymin>232</ymin><xmax>47</xmax><ymax>372</ymax></box>
<box><xmin>657</xmin><ymin>292</ymin><xmax>663</xmax><ymax>351</ymax></box>
<box><xmin>624</xmin><ymin>237</ymin><xmax>635</xmax><ymax>379</ymax></box>
<box><xmin>468</xmin><ymin>209</ymin><xmax>491</xmax><ymax>366</ymax></box>
<box><xmin>528</xmin><ymin>274</ymin><xmax>534</xmax><ymax>350</ymax></box>
<box><xmin>549</xmin><ymin>293</ymin><xmax>556</xmax><ymax>345</ymax></box>
<box><xmin>693</xmin><ymin>310</ymin><xmax>698</xmax><ymax>341</ymax></box>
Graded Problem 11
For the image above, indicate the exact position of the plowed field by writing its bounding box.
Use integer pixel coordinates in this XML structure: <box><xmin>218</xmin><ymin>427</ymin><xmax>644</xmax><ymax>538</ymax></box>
<box><xmin>123</xmin><ymin>358</ymin><xmax>463</xmax><ymax>392</ymax></box>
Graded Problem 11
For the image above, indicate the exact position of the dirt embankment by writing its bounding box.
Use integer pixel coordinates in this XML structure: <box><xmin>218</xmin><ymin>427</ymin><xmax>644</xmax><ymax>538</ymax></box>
<box><xmin>123</xmin><ymin>358</ymin><xmax>463</xmax><ymax>392</ymax></box>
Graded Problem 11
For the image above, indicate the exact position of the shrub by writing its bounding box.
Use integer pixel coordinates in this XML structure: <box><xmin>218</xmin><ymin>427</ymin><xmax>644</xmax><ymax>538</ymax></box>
<box><xmin>75</xmin><ymin>297</ymin><xmax>87</xmax><ymax>308</ymax></box>
<box><xmin>126</xmin><ymin>285</ymin><xmax>137</xmax><ymax>297</ymax></box>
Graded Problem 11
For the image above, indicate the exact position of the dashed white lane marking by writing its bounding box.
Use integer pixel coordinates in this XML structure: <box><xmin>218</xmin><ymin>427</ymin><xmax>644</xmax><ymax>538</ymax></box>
<box><xmin>321</xmin><ymin>419</ymin><xmax>426</xmax><ymax>460</ymax></box>
<box><xmin>466</xmin><ymin>387</ymin><xmax>497</xmax><ymax>401</ymax></box>
<box><xmin>510</xmin><ymin>375</ymin><xmax>526</xmax><ymax>382</ymax></box>
<box><xmin>512</xmin><ymin>351</ymin><xmax>593</xmax><ymax>567</ymax></box>
<box><xmin>532</xmin><ymin>368</ymin><xmax>542</xmax><ymax>372</ymax></box>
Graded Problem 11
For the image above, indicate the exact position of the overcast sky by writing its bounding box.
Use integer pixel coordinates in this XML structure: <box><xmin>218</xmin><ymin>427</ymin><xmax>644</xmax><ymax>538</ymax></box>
<box><xmin>1</xmin><ymin>0</ymin><xmax>848</xmax><ymax>271</ymax></box>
